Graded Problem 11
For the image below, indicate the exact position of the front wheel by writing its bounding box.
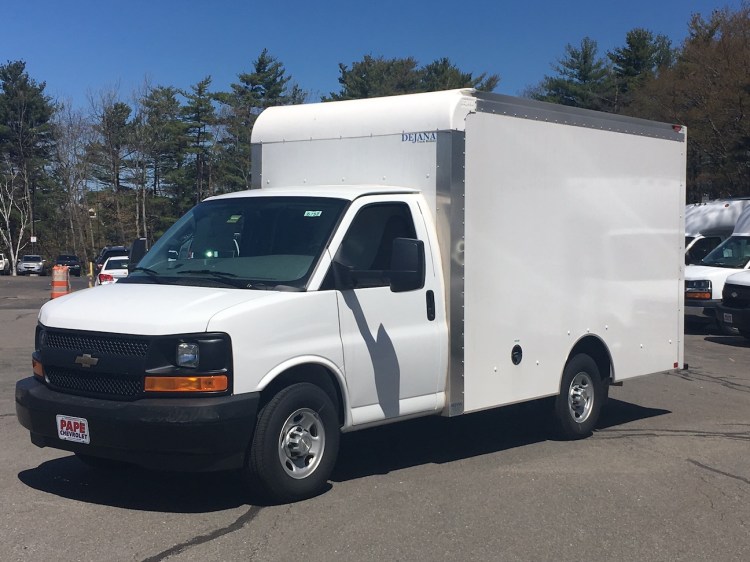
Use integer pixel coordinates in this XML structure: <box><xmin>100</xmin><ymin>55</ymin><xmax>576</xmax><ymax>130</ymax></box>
<box><xmin>554</xmin><ymin>354</ymin><xmax>604</xmax><ymax>439</ymax></box>
<box><xmin>244</xmin><ymin>382</ymin><xmax>340</xmax><ymax>503</ymax></box>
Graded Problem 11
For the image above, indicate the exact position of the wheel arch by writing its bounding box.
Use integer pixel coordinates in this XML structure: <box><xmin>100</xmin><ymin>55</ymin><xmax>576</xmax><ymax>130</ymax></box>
<box><xmin>563</xmin><ymin>335</ymin><xmax>613</xmax><ymax>389</ymax></box>
<box><xmin>256</xmin><ymin>357</ymin><xmax>349</xmax><ymax>427</ymax></box>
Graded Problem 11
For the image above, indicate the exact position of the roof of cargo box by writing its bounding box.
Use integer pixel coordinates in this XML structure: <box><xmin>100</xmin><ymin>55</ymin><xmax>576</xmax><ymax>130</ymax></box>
<box><xmin>251</xmin><ymin>89</ymin><xmax>477</xmax><ymax>143</ymax></box>
<box><xmin>685</xmin><ymin>198</ymin><xmax>750</xmax><ymax>236</ymax></box>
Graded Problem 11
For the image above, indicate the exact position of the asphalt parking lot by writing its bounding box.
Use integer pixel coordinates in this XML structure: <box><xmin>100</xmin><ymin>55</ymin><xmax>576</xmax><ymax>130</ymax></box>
<box><xmin>1</xmin><ymin>275</ymin><xmax>749</xmax><ymax>561</ymax></box>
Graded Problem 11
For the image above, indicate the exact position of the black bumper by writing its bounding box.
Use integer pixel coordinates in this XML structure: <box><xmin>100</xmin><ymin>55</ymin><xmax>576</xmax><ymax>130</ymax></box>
<box><xmin>716</xmin><ymin>304</ymin><xmax>750</xmax><ymax>332</ymax></box>
<box><xmin>16</xmin><ymin>377</ymin><xmax>260</xmax><ymax>471</ymax></box>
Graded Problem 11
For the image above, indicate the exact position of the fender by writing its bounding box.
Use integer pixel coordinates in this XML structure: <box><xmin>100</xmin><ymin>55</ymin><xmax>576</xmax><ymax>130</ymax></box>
<box><xmin>256</xmin><ymin>355</ymin><xmax>352</xmax><ymax>428</ymax></box>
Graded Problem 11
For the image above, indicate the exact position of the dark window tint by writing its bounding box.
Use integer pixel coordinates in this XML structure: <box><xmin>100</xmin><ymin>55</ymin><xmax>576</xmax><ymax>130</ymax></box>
<box><xmin>686</xmin><ymin>237</ymin><xmax>722</xmax><ymax>265</ymax></box>
<box><xmin>335</xmin><ymin>203</ymin><xmax>416</xmax><ymax>288</ymax></box>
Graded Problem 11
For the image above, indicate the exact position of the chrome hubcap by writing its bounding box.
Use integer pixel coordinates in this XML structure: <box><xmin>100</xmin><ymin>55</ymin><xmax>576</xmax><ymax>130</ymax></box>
<box><xmin>278</xmin><ymin>408</ymin><xmax>325</xmax><ymax>479</ymax></box>
<box><xmin>568</xmin><ymin>372</ymin><xmax>594</xmax><ymax>423</ymax></box>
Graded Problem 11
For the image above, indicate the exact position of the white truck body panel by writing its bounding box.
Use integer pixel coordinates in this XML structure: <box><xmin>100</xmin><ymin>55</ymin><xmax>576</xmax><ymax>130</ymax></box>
<box><xmin>461</xmin><ymin>111</ymin><xmax>685</xmax><ymax>412</ymax></box>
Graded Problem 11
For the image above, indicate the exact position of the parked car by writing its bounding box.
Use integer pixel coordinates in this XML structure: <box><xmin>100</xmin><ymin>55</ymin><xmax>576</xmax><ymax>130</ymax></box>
<box><xmin>54</xmin><ymin>254</ymin><xmax>82</xmax><ymax>277</ymax></box>
<box><xmin>94</xmin><ymin>246</ymin><xmax>128</xmax><ymax>273</ymax></box>
<box><xmin>95</xmin><ymin>256</ymin><xmax>129</xmax><ymax>286</ymax></box>
<box><xmin>16</xmin><ymin>255</ymin><xmax>46</xmax><ymax>276</ymax></box>
<box><xmin>0</xmin><ymin>252</ymin><xmax>9</xmax><ymax>275</ymax></box>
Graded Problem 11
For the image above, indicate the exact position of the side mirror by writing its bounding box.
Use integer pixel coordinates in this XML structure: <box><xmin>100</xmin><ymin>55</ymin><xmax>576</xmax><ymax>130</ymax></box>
<box><xmin>389</xmin><ymin>238</ymin><xmax>425</xmax><ymax>293</ymax></box>
<box><xmin>129</xmin><ymin>238</ymin><xmax>148</xmax><ymax>271</ymax></box>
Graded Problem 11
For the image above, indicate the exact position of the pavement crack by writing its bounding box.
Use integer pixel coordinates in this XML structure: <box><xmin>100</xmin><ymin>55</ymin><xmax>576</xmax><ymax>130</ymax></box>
<box><xmin>598</xmin><ymin>427</ymin><xmax>750</xmax><ymax>443</ymax></box>
<box><xmin>141</xmin><ymin>505</ymin><xmax>263</xmax><ymax>562</ymax></box>
<box><xmin>667</xmin><ymin>369</ymin><xmax>750</xmax><ymax>394</ymax></box>
<box><xmin>688</xmin><ymin>459</ymin><xmax>750</xmax><ymax>486</ymax></box>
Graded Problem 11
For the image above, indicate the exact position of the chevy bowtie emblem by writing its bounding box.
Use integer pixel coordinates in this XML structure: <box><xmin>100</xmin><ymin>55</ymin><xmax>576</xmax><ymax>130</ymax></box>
<box><xmin>75</xmin><ymin>354</ymin><xmax>99</xmax><ymax>368</ymax></box>
<box><xmin>731</xmin><ymin>291</ymin><xmax>738</xmax><ymax>298</ymax></box>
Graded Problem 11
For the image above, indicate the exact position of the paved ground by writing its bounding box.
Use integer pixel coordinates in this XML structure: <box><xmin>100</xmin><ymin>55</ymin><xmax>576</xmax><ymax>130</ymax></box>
<box><xmin>1</xmin><ymin>275</ymin><xmax>748</xmax><ymax>561</ymax></box>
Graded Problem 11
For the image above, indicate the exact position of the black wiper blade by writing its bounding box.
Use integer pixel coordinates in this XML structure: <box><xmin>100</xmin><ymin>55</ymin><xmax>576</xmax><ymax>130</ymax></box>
<box><xmin>176</xmin><ymin>269</ymin><xmax>242</xmax><ymax>287</ymax></box>
<box><xmin>130</xmin><ymin>266</ymin><xmax>160</xmax><ymax>276</ymax></box>
<box><xmin>177</xmin><ymin>269</ymin><xmax>238</xmax><ymax>277</ymax></box>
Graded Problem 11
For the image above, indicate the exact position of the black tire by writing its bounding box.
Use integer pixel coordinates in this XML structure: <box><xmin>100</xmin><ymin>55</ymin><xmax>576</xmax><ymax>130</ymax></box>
<box><xmin>553</xmin><ymin>354</ymin><xmax>604</xmax><ymax>440</ymax></box>
<box><xmin>75</xmin><ymin>453</ymin><xmax>130</xmax><ymax>470</ymax></box>
<box><xmin>245</xmin><ymin>382</ymin><xmax>340</xmax><ymax>503</ymax></box>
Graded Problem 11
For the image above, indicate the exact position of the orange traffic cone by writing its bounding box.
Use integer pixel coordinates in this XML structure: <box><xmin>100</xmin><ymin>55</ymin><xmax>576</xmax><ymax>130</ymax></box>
<box><xmin>51</xmin><ymin>265</ymin><xmax>71</xmax><ymax>299</ymax></box>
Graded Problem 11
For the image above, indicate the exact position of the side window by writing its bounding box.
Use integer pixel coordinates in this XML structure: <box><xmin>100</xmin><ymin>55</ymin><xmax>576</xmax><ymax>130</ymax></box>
<box><xmin>332</xmin><ymin>203</ymin><xmax>417</xmax><ymax>289</ymax></box>
<box><xmin>686</xmin><ymin>236</ymin><xmax>721</xmax><ymax>264</ymax></box>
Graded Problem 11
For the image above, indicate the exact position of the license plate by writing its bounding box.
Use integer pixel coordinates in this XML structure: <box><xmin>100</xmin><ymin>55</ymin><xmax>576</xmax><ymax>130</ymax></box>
<box><xmin>723</xmin><ymin>313</ymin><xmax>733</xmax><ymax>325</ymax></box>
<box><xmin>56</xmin><ymin>415</ymin><xmax>90</xmax><ymax>444</ymax></box>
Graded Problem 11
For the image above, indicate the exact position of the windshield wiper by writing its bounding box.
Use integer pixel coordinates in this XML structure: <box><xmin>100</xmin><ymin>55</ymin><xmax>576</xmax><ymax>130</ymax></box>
<box><xmin>130</xmin><ymin>266</ymin><xmax>160</xmax><ymax>276</ymax></box>
<box><xmin>122</xmin><ymin>266</ymin><xmax>165</xmax><ymax>284</ymax></box>
<box><xmin>176</xmin><ymin>269</ymin><xmax>242</xmax><ymax>287</ymax></box>
<box><xmin>703</xmin><ymin>261</ymin><xmax>737</xmax><ymax>269</ymax></box>
<box><xmin>177</xmin><ymin>269</ymin><xmax>238</xmax><ymax>277</ymax></box>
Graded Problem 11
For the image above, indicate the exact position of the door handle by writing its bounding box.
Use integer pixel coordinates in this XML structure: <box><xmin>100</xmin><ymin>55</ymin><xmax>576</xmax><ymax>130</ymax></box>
<box><xmin>426</xmin><ymin>290</ymin><xmax>435</xmax><ymax>321</ymax></box>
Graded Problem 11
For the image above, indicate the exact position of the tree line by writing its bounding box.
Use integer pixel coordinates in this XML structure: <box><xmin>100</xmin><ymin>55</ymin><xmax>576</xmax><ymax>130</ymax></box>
<box><xmin>528</xmin><ymin>5</ymin><xmax>750</xmax><ymax>202</ymax></box>
<box><xmin>1</xmin><ymin>5</ymin><xmax>749</xmax><ymax>270</ymax></box>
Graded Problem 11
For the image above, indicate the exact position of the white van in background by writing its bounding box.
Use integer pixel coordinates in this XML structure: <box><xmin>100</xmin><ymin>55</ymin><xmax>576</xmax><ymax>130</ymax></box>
<box><xmin>684</xmin><ymin>198</ymin><xmax>750</xmax><ymax>264</ymax></box>
<box><xmin>685</xmin><ymin>203</ymin><xmax>750</xmax><ymax>326</ymax></box>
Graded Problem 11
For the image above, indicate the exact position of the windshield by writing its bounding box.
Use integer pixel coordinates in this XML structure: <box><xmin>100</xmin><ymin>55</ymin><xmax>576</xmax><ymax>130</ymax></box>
<box><xmin>700</xmin><ymin>235</ymin><xmax>750</xmax><ymax>269</ymax></box>
<box><xmin>23</xmin><ymin>255</ymin><xmax>42</xmax><ymax>263</ymax></box>
<box><xmin>123</xmin><ymin>196</ymin><xmax>348</xmax><ymax>289</ymax></box>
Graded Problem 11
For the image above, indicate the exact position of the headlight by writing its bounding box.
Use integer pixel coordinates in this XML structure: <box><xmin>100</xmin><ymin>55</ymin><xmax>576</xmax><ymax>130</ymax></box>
<box><xmin>176</xmin><ymin>342</ymin><xmax>199</xmax><ymax>368</ymax></box>
<box><xmin>686</xmin><ymin>280</ymin><xmax>712</xmax><ymax>290</ymax></box>
<box><xmin>685</xmin><ymin>279</ymin><xmax>712</xmax><ymax>300</ymax></box>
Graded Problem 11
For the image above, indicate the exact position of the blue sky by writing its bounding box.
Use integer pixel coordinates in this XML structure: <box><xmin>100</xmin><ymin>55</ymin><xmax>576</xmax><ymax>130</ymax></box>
<box><xmin>3</xmin><ymin>0</ymin><xmax>743</xmax><ymax>109</ymax></box>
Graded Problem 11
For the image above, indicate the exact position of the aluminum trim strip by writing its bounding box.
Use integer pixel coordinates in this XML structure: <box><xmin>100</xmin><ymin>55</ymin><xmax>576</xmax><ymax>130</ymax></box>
<box><xmin>474</xmin><ymin>92</ymin><xmax>685</xmax><ymax>142</ymax></box>
<box><xmin>436</xmin><ymin>131</ymin><xmax>466</xmax><ymax>416</ymax></box>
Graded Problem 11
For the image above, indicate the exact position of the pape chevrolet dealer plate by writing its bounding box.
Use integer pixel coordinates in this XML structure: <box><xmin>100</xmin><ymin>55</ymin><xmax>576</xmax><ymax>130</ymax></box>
<box><xmin>56</xmin><ymin>415</ymin><xmax>90</xmax><ymax>444</ymax></box>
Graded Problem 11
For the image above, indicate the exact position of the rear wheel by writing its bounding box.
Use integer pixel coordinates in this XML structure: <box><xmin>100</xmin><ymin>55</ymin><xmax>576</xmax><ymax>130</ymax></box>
<box><xmin>554</xmin><ymin>354</ymin><xmax>604</xmax><ymax>439</ymax></box>
<box><xmin>244</xmin><ymin>382</ymin><xmax>340</xmax><ymax>503</ymax></box>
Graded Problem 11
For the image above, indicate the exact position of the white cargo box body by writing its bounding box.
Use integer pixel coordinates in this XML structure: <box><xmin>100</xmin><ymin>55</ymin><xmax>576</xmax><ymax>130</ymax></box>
<box><xmin>252</xmin><ymin>89</ymin><xmax>686</xmax><ymax>415</ymax></box>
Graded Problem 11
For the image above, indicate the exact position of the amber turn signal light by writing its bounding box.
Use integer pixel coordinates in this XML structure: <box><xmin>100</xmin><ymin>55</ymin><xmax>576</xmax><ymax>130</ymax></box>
<box><xmin>32</xmin><ymin>356</ymin><xmax>45</xmax><ymax>379</ymax></box>
<box><xmin>144</xmin><ymin>375</ymin><xmax>228</xmax><ymax>393</ymax></box>
<box><xmin>686</xmin><ymin>291</ymin><xmax>711</xmax><ymax>300</ymax></box>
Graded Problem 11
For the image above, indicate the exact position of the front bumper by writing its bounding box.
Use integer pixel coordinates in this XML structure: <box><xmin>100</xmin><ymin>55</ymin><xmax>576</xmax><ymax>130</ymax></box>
<box><xmin>16</xmin><ymin>377</ymin><xmax>259</xmax><ymax>471</ymax></box>
<box><xmin>684</xmin><ymin>298</ymin><xmax>721</xmax><ymax>319</ymax></box>
<box><xmin>716</xmin><ymin>304</ymin><xmax>750</xmax><ymax>332</ymax></box>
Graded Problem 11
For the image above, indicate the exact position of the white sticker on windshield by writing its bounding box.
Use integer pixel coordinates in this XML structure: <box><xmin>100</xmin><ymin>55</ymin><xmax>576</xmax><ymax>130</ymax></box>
<box><xmin>304</xmin><ymin>211</ymin><xmax>322</xmax><ymax>217</ymax></box>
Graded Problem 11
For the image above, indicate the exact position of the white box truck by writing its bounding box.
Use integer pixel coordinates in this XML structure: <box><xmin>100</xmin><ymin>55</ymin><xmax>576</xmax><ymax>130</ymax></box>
<box><xmin>16</xmin><ymin>90</ymin><xmax>686</xmax><ymax>502</ymax></box>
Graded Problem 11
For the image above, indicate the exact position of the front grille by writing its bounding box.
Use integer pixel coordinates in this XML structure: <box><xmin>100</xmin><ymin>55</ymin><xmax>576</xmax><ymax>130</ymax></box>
<box><xmin>722</xmin><ymin>283</ymin><xmax>750</xmax><ymax>309</ymax></box>
<box><xmin>45</xmin><ymin>367</ymin><xmax>142</xmax><ymax>399</ymax></box>
<box><xmin>45</xmin><ymin>331</ymin><xmax>149</xmax><ymax>357</ymax></box>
